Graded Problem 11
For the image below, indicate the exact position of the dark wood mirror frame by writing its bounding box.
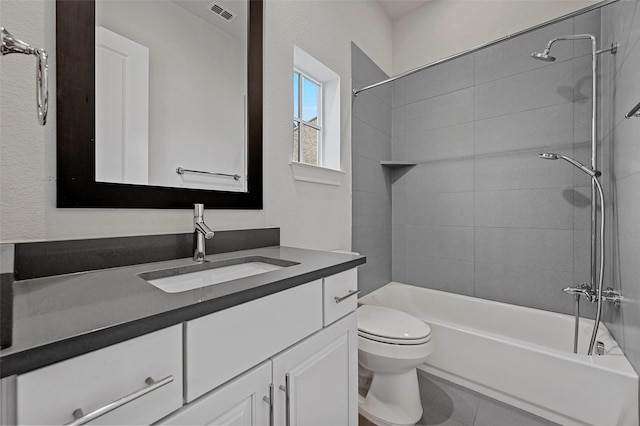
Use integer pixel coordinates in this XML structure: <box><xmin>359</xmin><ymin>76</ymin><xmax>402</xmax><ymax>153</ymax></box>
<box><xmin>56</xmin><ymin>0</ymin><xmax>263</xmax><ymax>209</ymax></box>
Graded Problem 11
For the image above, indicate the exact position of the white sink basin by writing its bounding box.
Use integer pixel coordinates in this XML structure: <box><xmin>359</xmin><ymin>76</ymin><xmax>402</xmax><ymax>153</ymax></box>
<box><xmin>139</xmin><ymin>256</ymin><xmax>299</xmax><ymax>293</ymax></box>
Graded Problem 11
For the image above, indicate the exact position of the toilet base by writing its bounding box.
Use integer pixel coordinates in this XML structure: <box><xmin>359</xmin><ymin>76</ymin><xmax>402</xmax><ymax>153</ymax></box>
<box><xmin>358</xmin><ymin>368</ymin><xmax>423</xmax><ymax>426</ymax></box>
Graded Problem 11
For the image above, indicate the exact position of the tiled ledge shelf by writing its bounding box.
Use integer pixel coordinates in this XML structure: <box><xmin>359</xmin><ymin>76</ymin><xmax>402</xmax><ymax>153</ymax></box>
<box><xmin>380</xmin><ymin>161</ymin><xmax>417</xmax><ymax>167</ymax></box>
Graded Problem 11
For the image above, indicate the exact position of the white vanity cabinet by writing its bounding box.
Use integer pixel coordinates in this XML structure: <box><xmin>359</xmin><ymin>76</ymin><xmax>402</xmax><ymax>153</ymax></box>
<box><xmin>162</xmin><ymin>268</ymin><xmax>359</xmax><ymax>426</ymax></box>
<box><xmin>159</xmin><ymin>313</ymin><xmax>357</xmax><ymax>426</ymax></box>
<box><xmin>8</xmin><ymin>266</ymin><xmax>359</xmax><ymax>426</ymax></box>
<box><xmin>272</xmin><ymin>312</ymin><xmax>358</xmax><ymax>426</ymax></box>
<box><xmin>15</xmin><ymin>325</ymin><xmax>183</xmax><ymax>425</ymax></box>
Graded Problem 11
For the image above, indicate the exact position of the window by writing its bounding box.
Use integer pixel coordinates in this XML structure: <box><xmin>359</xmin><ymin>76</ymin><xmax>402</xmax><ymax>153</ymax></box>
<box><xmin>290</xmin><ymin>46</ymin><xmax>343</xmax><ymax>185</ymax></box>
<box><xmin>293</xmin><ymin>71</ymin><xmax>322</xmax><ymax>165</ymax></box>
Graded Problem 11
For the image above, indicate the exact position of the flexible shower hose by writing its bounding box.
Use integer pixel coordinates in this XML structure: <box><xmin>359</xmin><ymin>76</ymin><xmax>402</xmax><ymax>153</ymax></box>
<box><xmin>587</xmin><ymin>176</ymin><xmax>605</xmax><ymax>356</ymax></box>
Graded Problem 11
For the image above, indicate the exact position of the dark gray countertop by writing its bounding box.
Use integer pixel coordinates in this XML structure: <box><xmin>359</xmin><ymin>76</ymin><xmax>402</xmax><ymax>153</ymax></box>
<box><xmin>0</xmin><ymin>246</ymin><xmax>365</xmax><ymax>377</ymax></box>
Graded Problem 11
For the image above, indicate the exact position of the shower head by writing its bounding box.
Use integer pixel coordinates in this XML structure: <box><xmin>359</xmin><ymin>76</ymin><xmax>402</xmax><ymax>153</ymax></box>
<box><xmin>539</xmin><ymin>153</ymin><xmax>601</xmax><ymax>178</ymax></box>
<box><xmin>531</xmin><ymin>50</ymin><xmax>556</xmax><ymax>62</ymax></box>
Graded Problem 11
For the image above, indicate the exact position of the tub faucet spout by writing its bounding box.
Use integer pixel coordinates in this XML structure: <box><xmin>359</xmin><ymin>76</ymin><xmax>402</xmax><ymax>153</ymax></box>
<box><xmin>193</xmin><ymin>203</ymin><xmax>214</xmax><ymax>263</ymax></box>
<box><xmin>562</xmin><ymin>284</ymin><xmax>595</xmax><ymax>302</ymax></box>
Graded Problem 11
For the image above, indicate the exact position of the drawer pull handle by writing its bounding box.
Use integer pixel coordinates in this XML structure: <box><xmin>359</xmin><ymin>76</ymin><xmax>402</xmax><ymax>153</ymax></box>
<box><xmin>263</xmin><ymin>384</ymin><xmax>274</xmax><ymax>426</ymax></box>
<box><xmin>66</xmin><ymin>375</ymin><xmax>173</xmax><ymax>426</ymax></box>
<box><xmin>335</xmin><ymin>290</ymin><xmax>361</xmax><ymax>303</ymax></box>
<box><xmin>282</xmin><ymin>374</ymin><xmax>291</xmax><ymax>426</ymax></box>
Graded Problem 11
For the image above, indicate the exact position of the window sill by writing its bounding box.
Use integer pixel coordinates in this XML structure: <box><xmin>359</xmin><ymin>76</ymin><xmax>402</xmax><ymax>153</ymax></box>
<box><xmin>289</xmin><ymin>161</ymin><xmax>345</xmax><ymax>186</ymax></box>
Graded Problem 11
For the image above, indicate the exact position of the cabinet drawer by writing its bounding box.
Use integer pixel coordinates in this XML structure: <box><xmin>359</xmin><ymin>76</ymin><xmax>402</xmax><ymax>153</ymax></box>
<box><xmin>323</xmin><ymin>268</ymin><xmax>358</xmax><ymax>326</ymax></box>
<box><xmin>184</xmin><ymin>280</ymin><xmax>322</xmax><ymax>402</ymax></box>
<box><xmin>16</xmin><ymin>325</ymin><xmax>183</xmax><ymax>425</ymax></box>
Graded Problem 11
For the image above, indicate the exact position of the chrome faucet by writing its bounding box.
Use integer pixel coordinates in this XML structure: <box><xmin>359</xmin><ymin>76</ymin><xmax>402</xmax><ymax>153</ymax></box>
<box><xmin>562</xmin><ymin>284</ymin><xmax>596</xmax><ymax>302</ymax></box>
<box><xmin>193</xmin><ymin>203</ymin><xmax>214</xmax><ymax>262</ymax></box>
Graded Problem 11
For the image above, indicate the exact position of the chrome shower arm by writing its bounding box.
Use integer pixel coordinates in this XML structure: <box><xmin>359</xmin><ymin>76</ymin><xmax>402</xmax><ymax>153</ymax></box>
<box><xmin>545</xmin><ymin>33</ymin><xmax>596</xmax><ymax>46</ymax></box>
<box><xmin>541</xmin><ymin>34</ymin><xmax>596</xmax><ymax>56</ymax></box>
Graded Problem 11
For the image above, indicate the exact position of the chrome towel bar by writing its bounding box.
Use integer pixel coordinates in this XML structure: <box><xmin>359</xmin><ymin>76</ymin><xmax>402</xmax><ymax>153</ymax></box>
<box><xmin>176</xmin><ymin>167</ymin><xmax>241</xmax><ymax>181</ymax></box>
<box><xmin>1</xmin><ymin>27</ymin><xmax>49</xmax><ymax>125</ymax></box>
<box><xmin>625</xmin><ymin>101</ymin><xmax>640</xmax><ymax>119</ymax></box>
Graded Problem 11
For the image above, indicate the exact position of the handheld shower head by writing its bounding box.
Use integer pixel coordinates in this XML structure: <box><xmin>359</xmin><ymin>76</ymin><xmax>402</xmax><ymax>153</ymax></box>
<box><xmin>531</xmin><ymin>51</ymin><xmax>556</xmax><ymax>62</ymax></box>
<box><xmin>538</xmin><ymin>153</ymin><xmax>558</xmax><ymax>160</ymax></box>
<box><xmin>539</xmin><ymin>153</ymin><xmax>601</xmax><ymax>178</ymax></box>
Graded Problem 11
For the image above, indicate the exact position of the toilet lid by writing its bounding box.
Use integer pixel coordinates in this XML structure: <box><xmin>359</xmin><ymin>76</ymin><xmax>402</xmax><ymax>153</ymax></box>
<box><xmin>357</xmin><ymin>305</ymin><xmax>431</xmax><ymax>345</ymax></box>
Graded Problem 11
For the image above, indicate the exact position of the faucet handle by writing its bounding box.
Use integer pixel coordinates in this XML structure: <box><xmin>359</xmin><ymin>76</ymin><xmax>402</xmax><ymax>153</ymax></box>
<box><xmin>194</xmin><ymin>203</ymin><xmax>205</xmax><ymax>218</ymax></box>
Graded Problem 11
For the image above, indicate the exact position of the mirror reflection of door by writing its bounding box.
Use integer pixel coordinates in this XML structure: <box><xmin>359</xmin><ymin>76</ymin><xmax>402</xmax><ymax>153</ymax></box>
<box><xmin>95</xmin><ymin>0</ymin><xmax>248</xmax><ymax>192</ymax></box>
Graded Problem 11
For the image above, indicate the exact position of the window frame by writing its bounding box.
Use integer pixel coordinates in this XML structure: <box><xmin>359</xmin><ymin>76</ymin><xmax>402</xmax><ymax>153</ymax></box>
<box><xmin>293</xmin><ymin>69</ymin><xmax>323</xmax><ymax>166</ymax></box>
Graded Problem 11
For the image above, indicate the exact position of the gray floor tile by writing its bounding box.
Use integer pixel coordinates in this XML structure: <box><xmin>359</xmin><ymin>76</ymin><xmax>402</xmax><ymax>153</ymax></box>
<box><xmin>418</xmin><ymin>373</ymin><xmax>480</xmax><ymax>426</ymax></box>
<box><xmin>417</xmin><ymin>372</ymin><xmax>560</xmax><ymax>426</ymax></box>
<box><xmin>418</xmin><ymin>410</ymin><xmax>467</xmax><ymax>426</ymax></box>
<box><xmin>474</xmin><ymin>398</ymin><xmax>560</xmax><ymax>426</ymax></box>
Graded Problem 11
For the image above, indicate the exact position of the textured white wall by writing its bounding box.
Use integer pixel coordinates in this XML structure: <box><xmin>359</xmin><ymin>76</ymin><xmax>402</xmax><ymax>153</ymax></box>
<box><xmin>0</xmin><ymin>0</ymin><xmax>391</xmax><ymax>249</ymax></box>
<box><xmin>262</xmin><ymin>1</ymin><xmax>391</xmax><ymax>250</ymax></box>
<box><xmin>392</xmin><ymin>0</ymin><xmax>600</xmax><ymax>74</ymax></box>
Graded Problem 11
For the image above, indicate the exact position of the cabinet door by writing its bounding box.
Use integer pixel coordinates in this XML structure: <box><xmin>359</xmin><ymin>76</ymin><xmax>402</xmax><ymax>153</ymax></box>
<box><xmin>156</xmin><ymin>361</ymin><xmax>272</xmax><ymax>426</ymax></box>
<box><xmin>272</xmin><ymin>312</ymin><xmax>357</xmax><ymax>426</ymax></box>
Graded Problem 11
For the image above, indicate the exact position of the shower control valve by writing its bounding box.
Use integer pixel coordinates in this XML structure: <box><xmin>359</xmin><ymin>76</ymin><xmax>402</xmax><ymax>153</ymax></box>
<box><xmin>599</xmin><ymin>287</ymin><xmax>623</xmax><ymax>306</ymax></box>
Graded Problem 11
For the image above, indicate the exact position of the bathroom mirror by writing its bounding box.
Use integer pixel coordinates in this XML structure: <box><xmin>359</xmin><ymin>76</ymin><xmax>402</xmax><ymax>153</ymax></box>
<box><xmin>56</xmin><ymin>0</ymin><xmax>263</xmax><ymax>209</ymax></box>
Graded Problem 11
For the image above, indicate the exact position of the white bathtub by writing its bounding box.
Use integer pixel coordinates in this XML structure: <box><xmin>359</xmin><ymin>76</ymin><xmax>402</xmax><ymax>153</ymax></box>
<box><xmin>359</xmin><ymin>282</ymin><xmax>639</xmax><ymax>426</ymax></box>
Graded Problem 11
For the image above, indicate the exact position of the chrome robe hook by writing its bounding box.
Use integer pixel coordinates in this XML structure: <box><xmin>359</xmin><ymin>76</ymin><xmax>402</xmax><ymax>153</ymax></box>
<box><xmin>1</xmin><ymin>27</ymin><xmax>49</xmax><ymax>125</ymax></box>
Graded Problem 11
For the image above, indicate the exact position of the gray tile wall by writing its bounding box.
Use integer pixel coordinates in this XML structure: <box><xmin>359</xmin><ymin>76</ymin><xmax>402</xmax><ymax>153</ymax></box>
<box><xmin>351</xmin><ymin>43</ymin><xmax>392</xmax><ymax>295</ymax></box>
<box><xmin>351</xmin><ymin>1</ymin><xmax>640</xmax><ymax>417</ymax></box>
<box><xmin>391</xmin><ymin>11</ymin><xmax>603</xmax><ymax>316</ymax></box>
<box><xmin>601</xmin><ymin>0</ymin><xmax>640</xmax><ymax>379</ymax></box>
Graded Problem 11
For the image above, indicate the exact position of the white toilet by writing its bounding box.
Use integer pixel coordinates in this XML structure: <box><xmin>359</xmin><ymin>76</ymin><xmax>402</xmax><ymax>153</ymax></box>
<box><xmin>357</xmin><ymin>305</ymin><xmax>433</xmax><ymax>426</ymax></box>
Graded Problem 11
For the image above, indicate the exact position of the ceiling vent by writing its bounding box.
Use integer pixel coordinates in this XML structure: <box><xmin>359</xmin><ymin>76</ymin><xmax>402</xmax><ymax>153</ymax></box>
<box><xmin>208</xmin><ymin>2</ymin><xmax>237</xmax><ymax>22</ymax></box>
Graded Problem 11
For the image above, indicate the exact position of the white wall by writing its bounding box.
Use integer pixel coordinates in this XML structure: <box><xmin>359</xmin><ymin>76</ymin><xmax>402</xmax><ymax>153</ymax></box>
<box><xmin>0</xmin><ymin>0</ymin><xmax>391</xmax><ymax>251</ymax></box>
<box><xmin>392</xmin><ymin>0</ymin><xmax>600</xmax><ymax>74</ymax></box>
<box><xmin>262</xmin><ymin>1</ymin><xmax>391</xmax><ymax>249</ymax></box>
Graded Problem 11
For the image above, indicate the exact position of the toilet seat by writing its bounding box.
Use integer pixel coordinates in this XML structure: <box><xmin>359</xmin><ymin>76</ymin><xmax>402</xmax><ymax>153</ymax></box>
<box><xmin>357</xmin><ymin>305</ymin><xmax>431</xmax><ymax>345</ymax></box>
<box><xmin>358</xmin><ymin>330</ymin><xmax>431</xmax><ymax>345</ymax></box>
